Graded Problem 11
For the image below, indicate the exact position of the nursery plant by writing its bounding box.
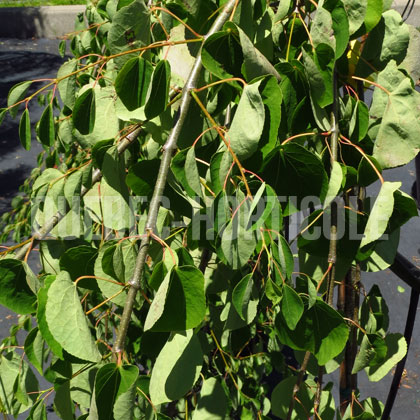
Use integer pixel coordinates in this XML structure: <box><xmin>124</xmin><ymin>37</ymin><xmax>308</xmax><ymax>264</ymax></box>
<box><xmin>0</xmin><ymin>0</ymin><xmax>419</xmax><ymax>418</ymax></box>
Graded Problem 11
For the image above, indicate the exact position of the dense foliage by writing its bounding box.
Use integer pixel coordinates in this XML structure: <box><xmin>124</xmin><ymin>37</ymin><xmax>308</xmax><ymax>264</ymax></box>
<box><xmin>0</xmin><ymin>0</ymin><xmax>420</xmax><ymax>418</ymax></box>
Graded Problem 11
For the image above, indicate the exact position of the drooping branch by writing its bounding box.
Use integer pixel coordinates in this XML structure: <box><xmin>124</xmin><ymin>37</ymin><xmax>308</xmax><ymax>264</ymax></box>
<box><xmin>14</xmin><ymin>125</ymin><xmax>143</xmax><ymax>261</ymax></box>
<box><xmin>112</xmin><ymin>0</ymin><xmax>241</xmax><ymax>357</ymax></box>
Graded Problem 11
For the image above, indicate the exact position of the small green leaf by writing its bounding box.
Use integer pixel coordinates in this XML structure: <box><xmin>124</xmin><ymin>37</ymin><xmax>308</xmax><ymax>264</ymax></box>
<box><xmin>201</xmin><ymin>30</ymin><xmax>243</xmax><ymax>80</ymax></box>
<box><xmin>57</xmin><ymin>59</ymin><xmax>78</xmax><ymax>109</ymax></box>
<box><xmin>24</xmin><ymin>327</ymin><xmax>44</xmax><ymax>375</ymax></box>
<box><xmin>324</xmin><ymin>161</ymin><xmax>343</xmax><ymax>208</ymax></box>
<box><xmin>271</xmin><ymin>376</ymin><xmax>313</xmax><ymax>419</ymax></box>
<box><xmin>19</xmin><ymin>108</ymin><xmax>31</xmax><ymax>150</ymax></box>
<box><xmin>144</xmin><ymin>266</ymin><xmax>206</xmax><ymax>332</ymax></box>
<box><xmin>94</xmin><ymin>364</ymin><xmax>120</xmax><ymax>420</ymax></box>
<box><xmin>349</xmin><ymin>100</ymin><xmax>369</xmax><ymax>142</ymax></box>
<box><xmin>342</xmin><ymin>0</ymin><xmax>367</xmax><ymax>35</ymax></box>
<box><xmin>149</xmin><ymin>330</ymin><xmax>203</xmax><ymax>405</ymax></box>
<box><xmin>302</xmin><ymin>45</ymin><xmax>334</xmax><ymax>109</ymax></box>
<box><xmin>360</xmin><ymin>181</ymin><xmax>401</xmax><ymax>249</ymax></box>
<box><xmin>192</xmin><ymin>377</ymin><xmax>228</xmax><ymax>420</ymax></box>
<box><xmin>38</xmin><ymin>104</ymin><xmax>55</xmax><ymax>146</ymax></box>
<box><xmin>107</xmin><ymin>0</ymin><xmax>151</xmax><ymax>68</ymax></box>
<box><xmin>274</xmin><ymin>0</ymin><xmax>291</xmax><ymax>21</ymax></box>
<box><xmin>228</xmin><ymin>80</ymin><xmax>265</xmax><ymax>160</ymax></box>
<box><xmin>54</xmin><ymin>379</ymin><xmax>74</xmax><ymax>420</ymax></box>
<box><xmin>145</xmin><ymin>59</ymin><xmax>171</xmax><ymax>119</ymax></box>
<box><xmin>37</xmin><ymin>276</ymin><xmax>64</xmax><ymax>359</ymax></box>
<box><xmin>73</xmin><ymin>88</ymin><xmax>95</xmax><ymax>134</ymax></box>
<box><xmin>59</xmin><ymin>245</ymin><xmax>98</xmax><ymax>286</ymax></box>
<box><xmin>366</xmin><ymin>333</ymin><xmax>407</xmax><ymax>381</ymax></box>
<box><xmin>281</xmin><ymin>284</ymin><xmax>304</xmax><ymax>330</ymax></box>
<box><xmin>0</xmin><ymin>259</ymin><xmax>36</xmax><ymax>314</ymax></box>
<box><xmin>115</xmin><ymin>56</ymin><xmax>153</xmax><ymax>111</ymax></box>
<box><xmin>46</xmin><ymin>271</ymin><xmax>102</xmax><ymax>362</ymax></box>
<box><xmin>310</xmin><ymin>7</ymin><xmax>336</xmax><ymax>54</ymax></box>
<box><xmin>8</xmin><ymin>80</ymin><xmax>32</xmax><ymax>118</ymax></box>
<box><xmin>184</xmin><ymin>147</ymin><xmax>202</xmax><ymax>197</ymax></box>
<box><xmin>265</xmin><ymin>278</ymin><xmax>282</xmax><ymax>305</ymax></box>
<box><xmin>276</xmin><ymin>297</ymin><xmax>349</xmax><ymax>365</ymax></box>
<box><xmin>232</xmin><ymin>274</ymin><xmax>258</xmax><ymax>323</ymax></box>
<box><xmin>357</xmin><ymin>155</ymin><xmax>382</xmax><ymax>187</ymax></box>
<box><xmin>58</xmin><ymin>39</ymin><xmax>66</xmax><ymax>57</ymax></box>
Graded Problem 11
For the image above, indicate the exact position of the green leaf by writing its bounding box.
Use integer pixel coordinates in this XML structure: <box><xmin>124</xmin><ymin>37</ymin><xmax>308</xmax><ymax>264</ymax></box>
<box><xmin>113</xmin><ymin>368</ymin><xmax>138</xmax><ymax>420</ymax></box>
<box><xmin>274</xmin><ymin>0</ymin><xmax>291</xmax><ymax>22</ymax></box>
<box><xmin>192</xmin><ymin>377</ymin><xmax>228</xmax><ymax>420</ymax></box>
<box><xmin>265</xmin><ymin>278</ymin><xmax>282</xmax><ymax>305</ymax></box>
<box><xmin>209</xmin><ymin>150</ymin><xmax>233</xmax><ymax>196</ymax></box>
<box><xmin>57</xmin><ymin>59</ymin><xmax>78</xmax><ymax>109</ymax></box>
<box><xmin>262</xmin><ymin>143</ymin><xmax>328</xmax><ymax>215</ymax></box>
<box><xmin>360</xmin><ymin>181</ymin><xmax>401</xmax><ymax>249</ymax></box>
<box><xmin>149</xmin><ymin>330</ymin><xmax>203</xmax><ymax>405</ymax></box>
<box><xmin>46</xmin><ymin>271</ymin><xmax>102</xmax><ymax>362</ymax></box>
<box><xmin>357</xmin><ymin>155</ymin><xmax>382</xmax><ymax>187</ymax></box>
<box><xmin>54</xmin><ymin>379</ymin><xmax>74</xmax><ymax>420</ymax></box>
<box><xmin>369</xmin><ymin>61</ymin><xmax>420</xmax><ymax>168</ymax></box>
<box><xmin>310</xmin><ymin>7</ymin><xmax>336</xmax><ymax>54</ymax></box>
<box><xmin>356</xmin><ymin>11</ymin><xmax>410</xmax><ymax>77</ymax></box>
<box><xmin>349</xmin><ymin>100</ymin><xmax>369</xmax><ymax>142</ymax></box>
<box><xmin>389</xmin><ymin>190</ymin><xmax>418</xmax><ymax>232</ymax></box>
<box><xmin>38</xmin><ymin>104</ymin><xmax>55</xmax><ymax>146</ymax></box>
<box><xmin>115</xmin><ymin>56</ymin><xmax>153</xmax><ymax>111</ymax></box>
<box><xmin>362</xmin><ymin>0</ymin><xmax>384</xmax><ymax>34</ymax></box>
<box><xmin>74</xmin><ymin>86</ymin><xmax>120</xmax><ymax>146</ymax></box>
<box><xmin>7</xmin><ymin>80</ymin><xmax>32</xmax><ymax>118</ymax></box>
<box><xmin>145</xmin><ymin>59</ymin><xmax>171</xmax><ymax>119</ymax></box>
<box><xmin>325</xmin><ymin>0</ymin><xmax>350</xmax><ymax>58</ymax></box>
<box><xmin>24</xmin><ymin>328</ymin><xmax>44</xmax><ymax>375</ymax></box>
<box><xmin>108</xmin><ymin>0</ymin><xmax>151</xmax><ymax>68</ymax></box>
<box><xmin>276</xmin><ymin>297</ymin><xmax>349</xmax><ymax>365</ymax></box>
<box><xmin>352</xmin><ymin>334</ymin><xmax>382</xmax><ymax>374</ymax></box>
<box><xmin>59</xmin><ymin>245</ymin><xmax>98</xmax><ymax>286</ymax></box>
<box><xmin>258</xmin><ymin>76</ymin><xmax>282</xmax><ymax>160</ymax></box>
<box><xmin>94</xmin><ymin>364</ymin><xmax>120</xmax><ymax>420</ymax></box>
<box><xmin>201</xmin><ymin>30</ymin><xmax>243</xmax><ymax>80</ymax></box>
<box><xmin>366</xmin><ymin>333</ymin><xmax>407</xmax><ymax>381</ymax></box>
<box><xmin>221</xmin><ymin>209</ymin><xmax>258</xmax><ymax>269</ymax></box>
<box><xmin>272</xmin><ymin>235</ymin><xmax>294</xmax><ymax>280</ymax></box>
<box><xmin>73</xmin><ymin>88</ymin><xmax>95</xmax><ymax>134</ymax></box>
<box><xmin>233</xmin><ymin>23</ymin><xmax>281</xmax><ymax>82</ymax></box>
<box><xmin>37</xmin><ymin>276</ymin><xmax>64</xmax><ymax>359</ymax></box>
<box><xmin>281</xmin><ymin>284</ymin><xmax>304</xmax><ymax>330</ymax></box>
<box><xmin>144</xmin><ymin>266</ymin><xmax>206</xmax><ymax>332</ymax></box>
<box><xmin>102</xmin><ymin>145</ymin><xmax>130</xmax><ymax>201</ymax></box>
<box><xmin>324</xmin><ymin>161</ymin><xmax>343</xmax><ymax>208</ymax></box>
<box><xmin>246</xmin><ymin>183</ymin><xmax>278</xmax><ymax>231</ymax></box>
<box><xmin>232</xmin><ymin>274</ymin><xmax>258</xmax><ymax>323</ymax></box>
<box><xmin>28</xmin><ymin>400</ymin><xmax>47</xmax><ymax>420</ymax></box>
<box><xmin>19</xmin><ymin>108</ymin><xmax>31</xmax><ymax>150</ymax></box>
<box><xmin>399</xmin><ymin>25</ymin><xmax>420</xmax><ymax>82</ymax></box>
<box><xmin>183</xmin><ymin>147</ymin><xmax>202</xmax><ymax>197</ymax></box>
<box><xmin>342</xmin><ymin>0</ymin><xmax>367</xmax><ymax>35</ymax></box>
<box><xmin>228</xmin><ymin>80</ymin><xmax>265</xmax><ymax>160</ymax></box>
<box><xmin>302</xmin><ymin>45</ymin><xmax>334</xmax><ymax>109</ymax></box>
<box><xmin>271</xmin><ymin>376</ymin><xmax>314</xmax><ymax>419</ymax></box>
<box><xmin>0</xmin><ymin>259</ymin><xmax>36</xmax><ymax>314</ymax></box>
<box><xmin>94</xmin><ymin>241</ymin><xmax>127</xmax><ymax>306</ymax></box>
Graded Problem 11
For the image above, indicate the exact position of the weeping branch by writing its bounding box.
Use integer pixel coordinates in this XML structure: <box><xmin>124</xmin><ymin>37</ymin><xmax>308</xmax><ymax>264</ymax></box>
<box><xmin>112</xmin><ymin>0</ymin><xmax>241</xmax><ymax>358</ymax></box>
<box><xmin>14</xmin><ymin>125</ymin><xmax>143</xmax><ymax>260</ymax></box>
